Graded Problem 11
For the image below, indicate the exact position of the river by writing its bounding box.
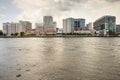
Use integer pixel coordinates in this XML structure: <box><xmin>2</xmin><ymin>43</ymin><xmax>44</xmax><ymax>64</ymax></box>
<box><xmin>0</xmin><ymin>37</ymin><xmax>120</xmax><ymax>80</ymax></box>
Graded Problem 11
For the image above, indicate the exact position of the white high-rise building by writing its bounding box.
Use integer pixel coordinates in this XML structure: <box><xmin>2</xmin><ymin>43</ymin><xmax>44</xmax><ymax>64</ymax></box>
<box><xmin>43</xmin><ymin>16</ymin><xmax>56</xmax><ymax>34</ymax></box>
<box><xmin>3</xmin><ymin>22</ymin><xmax>21</xmax><ymax>36</ymax></box>
<box><xmin>19</xmin><ymin>21</ymin><xmax>32</xmax><ymax>32</ymax></box>
<box><xmin>63</xmin><ymin>18</ymin><xmax>74</xmax><ymax>33</ymax></box>
<box><xmin>63</xmin><ymin>18</ymin><xmax>85</xmax><ymax>33</ymax></box>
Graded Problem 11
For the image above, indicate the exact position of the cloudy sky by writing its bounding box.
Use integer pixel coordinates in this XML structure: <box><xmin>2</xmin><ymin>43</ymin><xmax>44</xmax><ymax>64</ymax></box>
<box><xmin>0</xmin><ymin>0</ymin><xmax>120</xmax><ymax>29</ymax></box>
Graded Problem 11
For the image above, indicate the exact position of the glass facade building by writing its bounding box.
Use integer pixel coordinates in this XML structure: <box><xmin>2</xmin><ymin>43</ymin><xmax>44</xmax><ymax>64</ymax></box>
<box><xmin>116</xmin><ymin>25</ymin><xmax>120</xmax><ymax>33</ymax></box>
<box><xmin>43</xmin><ymin>16</ymin><xmax>56</xmax><ymax>34</ymax></box>
<box><xmin>43</xmin><ymin>16</ymin><xmax>53</xmax><ymax>25</ymax></box>
<box><xmin>74</xmin><ymin>19</ymin><xmax>85</xmax><ymax>30</ymax></box>
<box><xmin>93</xmin><ymin>15</ymin><xmax>116</xmax><ymax>35</ymax></box>
<box><xmin>63</xmin><ymin>18</ymin><xmax>85</xmax><ymax>33</ymax></box>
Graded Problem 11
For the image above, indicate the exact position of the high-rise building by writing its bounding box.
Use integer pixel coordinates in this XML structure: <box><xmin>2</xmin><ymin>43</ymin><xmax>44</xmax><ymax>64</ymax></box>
<box><xmin>93</xmin><ymin>15</ymin><xmax>116</xmax><ymax>36</ymax></box>
<box><xmin>63</xmin><ymin>18</ymin><xmax>85</xmax><ymax>33</ymax></box>
<box><xmin>116</xmin><ymin>25</ymin><xmax>120</xmax><ymax>33</ymax></box>
<box><xmin>43</xmin><ymin>16</ymin><xmax>56</xmax><ymax>34</ymax></box>
<box><xmin>35</xmin><ymin>23</ymin><xmax>43</xmax><ymax>30</ymax></box>
<box><xmin>35</xmin><ymin>23</ymin><xmax>44</xmax><ymax>34</ymax></box>
<box><xmin>43</xmin><ymin>16</ymin><xmax>53</xmax><ymax>25</ymax></box>
<box><xmin>19</xmin><ymin>21</ymin><xmax>32</xmax><ymax>32</ymax></box>
<box><xmin>63</xmin><ymin>18</ymin><xmax>74</xmax><ymax>33</ymax></box>
<box><xmin>3</xmin><ymin>22</ymin><xmax>21</xmax><ymax>36</ymax></box>
<box><xmin>86</xmin><ymin>22</ymin><xmax>93</xmax><ymax>30</ymax></box>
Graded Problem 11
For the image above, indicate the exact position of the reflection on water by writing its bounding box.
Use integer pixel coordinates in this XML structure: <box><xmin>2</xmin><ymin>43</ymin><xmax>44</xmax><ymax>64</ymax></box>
<box><xmin>0</xmin><ymin>37</ymin><xmax>120</xmax><ymax>80</ymax></box>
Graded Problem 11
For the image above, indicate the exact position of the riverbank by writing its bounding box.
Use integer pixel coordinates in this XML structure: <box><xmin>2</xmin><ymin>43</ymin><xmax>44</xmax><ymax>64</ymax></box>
<box><xmin>0</xmin><ymin>35</ymin><xmax>92</xmax><ymax>38</ymax></box>
<box><xmin>0</xmin><ymin>35</ymin><xmax>120</xmax><ymax>38</ymax></box>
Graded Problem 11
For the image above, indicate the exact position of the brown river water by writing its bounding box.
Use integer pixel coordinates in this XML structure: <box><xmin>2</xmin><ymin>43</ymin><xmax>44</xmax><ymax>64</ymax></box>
<box><xmin>0</xmin><ymin>37</ymin><xmax>120</xmax><ymax>80</ymax></box>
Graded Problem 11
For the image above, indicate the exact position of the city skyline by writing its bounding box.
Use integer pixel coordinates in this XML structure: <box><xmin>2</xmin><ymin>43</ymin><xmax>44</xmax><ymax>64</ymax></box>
<box><xmin>0</xmin><ymin>0</ymin><xmax>120</xmax><ymax>29</ymax></box>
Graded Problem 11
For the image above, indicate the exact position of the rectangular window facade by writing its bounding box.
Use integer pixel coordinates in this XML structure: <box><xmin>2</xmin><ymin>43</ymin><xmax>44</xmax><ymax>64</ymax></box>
<box><xmin>100</xmin><ymin>24</ymin><xmax>105</xmax><ymax>30</ymax></box>
<box><xmin>94</xmin><ymin>16</ymin><xmax>116</xmax><ymax>32</ymax></box>
<box><xmin>74</xmin><ymin>21</ymin><xmax>80</xmax><ymax>30</ymax></box>
<box><xmin>105</xmin><ymin>17</ymin><xmax>115</xmax><ymax>32</ymax></box>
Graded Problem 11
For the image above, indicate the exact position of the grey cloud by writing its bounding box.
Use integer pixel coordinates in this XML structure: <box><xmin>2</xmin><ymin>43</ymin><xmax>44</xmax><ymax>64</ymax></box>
<box><xmin>13</xmin><ymin>0</ymin><xmax>89</xmax><ymax>24</ymax></box>
<box><xmin>106</xmin><ymin>0</ymin><xmax>120</xmax><ymax>2</ymax></box>
<box><xmin>55</xmin><ymin>1</ymin><xmax>73</xmax><ymax>11</ymax></box>
<box><xmin>54</xmin><ymin>0</ymin><xmax>87</xmax><ymax>11</ymax></box>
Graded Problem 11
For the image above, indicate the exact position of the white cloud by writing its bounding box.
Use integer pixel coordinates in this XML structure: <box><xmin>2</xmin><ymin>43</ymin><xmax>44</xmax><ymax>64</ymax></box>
<box><xmin>0</xmin><ymin>14</ymin><xmax>6</xmax><ymax>19</ymax></box>
<box><xmin>0</xmin><ymin>6</ymin><xmax>7</xmax><ymax>10</ymax></box>
<box><xmin>13</xmin><ymin>0</ymin><xmax>120</xmax><ymax>28</ymax></box>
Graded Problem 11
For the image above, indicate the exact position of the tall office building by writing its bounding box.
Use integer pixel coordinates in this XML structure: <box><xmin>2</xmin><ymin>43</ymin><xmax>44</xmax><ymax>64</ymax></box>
<box><xmin>43</xmin><ymin>16</ymin><xmax>56</xmax><ymax>34</ymax></box>
<box><xmin>3</xmin><ymin>22</ymin><xmax>21</xmax><ymax>36</ymax></box>
<box><xmin>63</xmin><ymin>18</ymin><xmax>85</xmax><ymax>33</ymax></box>
<box><xmin>63</xmin><ymin>18</ymin><xmax>74</xmax><ymax>33</ymax></box>
<box><xmin>35</xmin><ymin>23</ymin><xmax>43</xmax><ymax>30</ymax></box>
<box><xmin>35</xmin><ymin>23</ymin><xmax>44</xmax><ymax>34</ymax></box>
<box><xmin>116</xmin><ymin>25</ymin><xmax>120</xmax><ymax>33</ymax></box>
<box><xmin>86</xmin><ymin>22</ymin><xmax>93</xmax><ymax>30</ymax></box>
<box><xmin>93</xmin><ymin>15</ymin><xmax>116</xmax><ymax>36</ymax></box>
<box><xmin>43</xmin><ymin>16</ymin><xmax>53</xmax><ymax>25</ymax></box>
<box><xmin>19</xmin><ymin>21</ymin><xmax>32</xmax><ymax>32</ymax></box>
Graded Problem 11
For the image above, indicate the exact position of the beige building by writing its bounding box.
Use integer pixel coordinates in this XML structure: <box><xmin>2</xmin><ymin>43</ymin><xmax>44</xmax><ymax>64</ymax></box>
<box><xmin>35</xmin><ymin>23</ymin><xmax>44</xmax><ymax>34</ymax></box>
<box><xmin>3</xmin><ymin>22</ymin><xmax>21</xmax><ymax>36</ymax></box>
<box><xmin>19</xmin><ymin>21</ymin><xmax>32</xmax><ymax>32</ymax></box>
<box><xmin>35</xmin><ymin>23</ymin><xmax>43</xmax><ymax>30</ymax></box>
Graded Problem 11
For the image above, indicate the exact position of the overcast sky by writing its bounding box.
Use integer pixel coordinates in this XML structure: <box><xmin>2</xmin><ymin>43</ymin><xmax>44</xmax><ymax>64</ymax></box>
<box><xmin>0</xmin><ymin>0</ymin><xmax>120</xmax><ymax>29</ymax></box>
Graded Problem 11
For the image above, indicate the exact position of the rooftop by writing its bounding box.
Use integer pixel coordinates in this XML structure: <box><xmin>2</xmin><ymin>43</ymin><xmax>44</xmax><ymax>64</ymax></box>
<box><xmin>94</xmin><ymin>15</ymin><xmax>116</xmax><ymax>22</ymax></box>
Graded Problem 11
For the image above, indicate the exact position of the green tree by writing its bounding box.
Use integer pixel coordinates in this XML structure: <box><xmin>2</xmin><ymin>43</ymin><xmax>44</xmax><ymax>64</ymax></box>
<box><xmin>108</xmin><ymin>30</ymin><xmax>115</xmax><ymax>35</ymax></box>
<box><xmin>3</xmin><ymin>34</ymin><xmax>6</xmax><ymax>36</ymax></box>
<box><xmin>20</xmin><ymin>32</ymin><xmax>25</xmax><ymax>36</ymax></box>
<box><xmin>14</xmin><ymin>33</ymin><xmax>19</xmax><ymax>36</ymax></box>
<box><xmin>0</xmin><ymin>30</ymin><xmax>3</xmax><ymax>36</ymax></box>
<box><xmin>11</xmin><ymin>33</ymin><xmax>14</xmax><ymax>36</ymax></box>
